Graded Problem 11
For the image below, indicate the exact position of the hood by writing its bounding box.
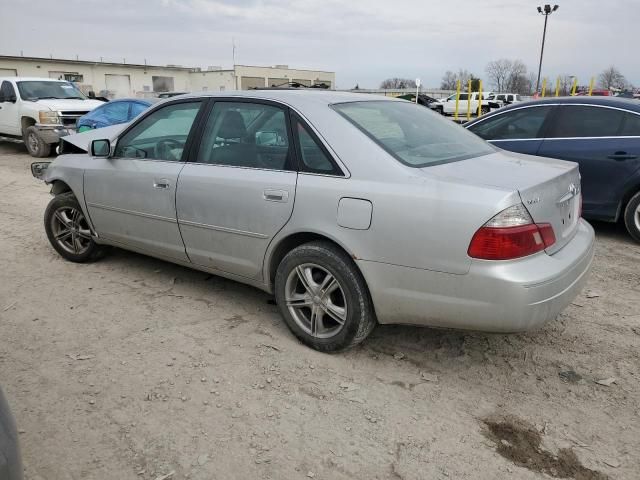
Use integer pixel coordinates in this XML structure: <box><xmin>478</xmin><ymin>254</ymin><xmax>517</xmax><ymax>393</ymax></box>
<box><xmin>35</xmin><ymin>98</ymin><xmax>105</xmax><ymax>112</ymax></box>
<box><xmin>60</xmin><ymin>123</ymin><xmax>129</xmax><ymax>152</ymax></box>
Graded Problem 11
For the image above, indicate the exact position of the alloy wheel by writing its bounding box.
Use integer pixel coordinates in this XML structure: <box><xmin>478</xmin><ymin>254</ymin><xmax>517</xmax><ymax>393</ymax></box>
<box><xmin>50</xmin><ymin>206</ymin><xmax>93</xmax><ymax>255</ymax></box>
<box><xmin>284</xmin><ymin>263</ymin><xmax>347</xmax><ymax>339</ymax></box>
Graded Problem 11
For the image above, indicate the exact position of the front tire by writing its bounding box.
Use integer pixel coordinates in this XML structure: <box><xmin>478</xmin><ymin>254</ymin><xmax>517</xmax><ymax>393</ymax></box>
<box><xmin>623</xmin><ymin>191</ymin><xmax>640</xmax><ymax>243</ymax></box>
<box><xmin>44</xmin><ymin>193</ymin><xmax>106</xmax><ymax>262</ymax></box>
<box><xmin>274</xmin><ymin>241</ymin><xmax>376</xmax><ymax>352</ymax></box>
<box><xmin>23</xmin><ymin>126</ymin><xmax>51</xmax><ymax>158</ymax></box>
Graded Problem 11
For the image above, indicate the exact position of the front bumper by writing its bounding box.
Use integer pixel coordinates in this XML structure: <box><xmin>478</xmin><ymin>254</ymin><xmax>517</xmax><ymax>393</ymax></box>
<box><xmin>358</xmin><ymin>219</ymin><xmax>595</xmax><ymax>332</ymax></box>
<box><xmin>34</xmin><ymin>124</ymin><xmax>75</xmax><ymax>144</ymax></box>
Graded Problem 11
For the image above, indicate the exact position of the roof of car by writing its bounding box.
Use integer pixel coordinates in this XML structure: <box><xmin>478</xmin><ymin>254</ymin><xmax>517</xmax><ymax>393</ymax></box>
<box><xmin>178</xmin><ymin>89</ymin><xmax>399</xmax><ymax>109</ymax></box>
<box><xmin>105</xmin><ymin>97</ymin><xmax>160</xmax><ymax>105</ymax></box>
<box><xmin>465</xmin><ymin>95</ymin><xmax>640</xmax><ymax>126</ymax></box>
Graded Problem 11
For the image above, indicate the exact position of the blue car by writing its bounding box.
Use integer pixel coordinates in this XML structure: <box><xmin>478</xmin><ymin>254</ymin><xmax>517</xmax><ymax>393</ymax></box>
<box><xmin>76</xmin><ymin>98</ymin><xmax>159</xmax><ymax>132</ymax></box>
<box><xmin>465</xmin><ymin>97</ymin><xmax>640</xmax><ymax>242</ymax></box>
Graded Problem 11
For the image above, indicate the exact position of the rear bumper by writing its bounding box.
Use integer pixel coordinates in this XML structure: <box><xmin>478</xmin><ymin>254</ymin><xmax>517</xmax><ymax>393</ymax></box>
<box><xmin>358</xmin><ymin>219</ymin><xmax>595</xmax><ymax>332</ymax></box>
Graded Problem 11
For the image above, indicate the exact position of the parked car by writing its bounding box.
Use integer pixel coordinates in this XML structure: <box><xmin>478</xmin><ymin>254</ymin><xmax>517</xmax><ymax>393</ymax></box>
<box><xmin>465</xmin><ymin>96</ymin><xmax>640</xmax><ymax>242</ymax></box>
<box><xmin>76</xmin><ymin>98</ymin><xmax>159</xmax><ymax>132</ymax></box>
<box><xmin>486</xmin><ymin>93</ymin><xmax>524</xmax><ymax>107</ymax></box>
<box><xmin>0</xmin><ymin>77</ymin><xmax>103</xmax><ymax>157</ymax></box>
<box><xmin>31</xmin><ymin>91</ymin><xmax>594</xmax><ymax>351</ymax></box>
<box><xmin>430</xmin><ymin>92</ymin><xmax>500</xmax><ymax>115</ymax></box>
<box><xmin>0</xmin><ymin>387</ymin><xmax>23</xmax><ymax>480</ymax></box>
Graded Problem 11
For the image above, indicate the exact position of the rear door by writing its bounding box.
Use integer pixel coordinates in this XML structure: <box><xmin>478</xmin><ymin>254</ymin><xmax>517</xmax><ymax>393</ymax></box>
<box><xmin>537</xmin><ymin>105</ymin><xmax>640</xmax><ymax>220</ymax></box>
<box><xmin>176</xmin><ymin>100</ymin><xmax>297</xmax><ymax>280</ymax></box>
<box><xmin>467</xmin><ymin>105</ymin><xmax>555</xmax><ymax>155</ymax></box>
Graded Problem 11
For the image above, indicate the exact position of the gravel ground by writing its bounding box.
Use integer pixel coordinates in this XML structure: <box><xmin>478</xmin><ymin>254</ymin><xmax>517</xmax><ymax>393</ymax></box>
<box><xmin>0</xmin><ymin>140</ymin><xmax>639</xmax><ymax>480</ymax></box>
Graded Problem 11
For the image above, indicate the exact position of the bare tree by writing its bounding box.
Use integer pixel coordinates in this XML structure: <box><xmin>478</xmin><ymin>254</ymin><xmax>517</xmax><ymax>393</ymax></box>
<box><xmin>440</xmin><ymin>69</ymin><xmax>477</xmax><ymax>90</ymax></box>
<box><xmin>485</xmin><ymin>59</ymin><xmax>512</xmax><ymax>92</ymax></box>
<box><xmin>598</xmin><ymin>66</ymin><xmax>627</xmax><ymax>90</ymax></box>
<box><xmin>380</xmin><ymin>78</ymin><xmax>417</xmax><ymax>89</ymax></box>
<box><xmin>440</xmin><ymin>71</ymin><xmax>457</xmax><ymax>90</ymax></box>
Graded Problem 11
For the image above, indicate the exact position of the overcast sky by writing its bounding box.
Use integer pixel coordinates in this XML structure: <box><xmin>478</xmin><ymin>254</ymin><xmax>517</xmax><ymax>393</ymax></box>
<box><xmin>0</xmin><ymin>0</ymin><xmax>637</xmax><ymax>89</ymax></box>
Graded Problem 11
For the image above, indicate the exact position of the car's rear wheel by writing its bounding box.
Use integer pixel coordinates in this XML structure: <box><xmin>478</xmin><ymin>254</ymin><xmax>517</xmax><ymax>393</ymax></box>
<box><xmin>23</xmin><ymin>126</ymin><xmax>51</xmax><ymax>158</ymax></box>
<box><xmin>274</xmin><ymin>241</ymin><xmax>376</xmax><ymax>352</ymax></box>
<box><xmin>623</xmin><ymin>191</ymin><xmax>640</xmax><ymax>243</ymax></box>
<box><xmin>44</xmin><ymin>193</ymin><xmax>106</xmax><ymax>262</ymax></box>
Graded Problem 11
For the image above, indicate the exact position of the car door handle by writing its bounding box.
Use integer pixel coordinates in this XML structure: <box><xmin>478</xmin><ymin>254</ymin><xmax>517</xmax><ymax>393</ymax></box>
<box><xmin>263</xmin><ymin>189</ymin><xmax>289</xmax><ymax>202</ymax></box>
<box><xmin>153</xmin><ymin>179</ymin><xmax>171</xmax><ymax>189</ymax></box>
<box><xmin>608</xmin><ymin>152</ymin><xmax>637</xmax><ymax>161</ymax></box>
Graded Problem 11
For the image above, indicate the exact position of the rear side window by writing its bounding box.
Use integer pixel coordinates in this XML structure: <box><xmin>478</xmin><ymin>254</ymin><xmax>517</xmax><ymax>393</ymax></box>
<box><xmin>620</xmin><ymin>113</ymin><xmax>640</xmax><ymax>136</ymax></box>
<box><xmin>469</xmin><ymin>106</ymin><xmax>553</xmax><ymax>140</ymax></box>
<box><xmin>295</xmin><ymin>120</ymin><xmax>342</xmax><ymax>175</ymax></box>
<box><xmin>333</xmin><ymin>101</ymin><xmax>494</xmax><ymax>167</ymax></box>
<box><xmin>548</xmin><ymin>106</ymin><xmax>625</xmax><ymax>138</ymax></box>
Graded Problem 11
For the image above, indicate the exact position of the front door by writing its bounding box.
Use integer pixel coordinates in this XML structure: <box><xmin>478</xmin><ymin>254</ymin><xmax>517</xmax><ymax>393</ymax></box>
<box><xmin>538</xmin><ymin>105</ymin><xmax>640</xmax><ymax>220</ymax></box>
<box><xmin>176</xmin><ymin>100</ymin><xmax>297</xmax><ymax>280</ymax></box>
<box><xmin>84</xmin><ymin>100</ymin><xmax>204</xmax><ymax>261</ymax></box>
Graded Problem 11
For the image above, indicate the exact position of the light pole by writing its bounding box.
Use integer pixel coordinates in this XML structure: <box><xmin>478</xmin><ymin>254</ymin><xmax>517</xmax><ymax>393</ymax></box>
<box><xmin>535</xmin><ymin>4</ymin><xmax>559</xmax><ymax>95</ymax></box>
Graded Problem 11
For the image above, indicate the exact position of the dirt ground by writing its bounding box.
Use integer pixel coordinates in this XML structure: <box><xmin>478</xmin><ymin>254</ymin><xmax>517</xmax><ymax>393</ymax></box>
<box><xmin>0</xmin><ymin>140</ymin><xmax>638</xmax><ymax>480</ymax></box>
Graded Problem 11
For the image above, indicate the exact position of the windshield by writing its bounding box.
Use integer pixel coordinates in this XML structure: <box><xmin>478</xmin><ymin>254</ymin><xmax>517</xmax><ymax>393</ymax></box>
<box><xmin>17</xmin><ymin>81</ymin><xmax>86</xmax><ymax>100</ymax></box>
<box><xmin>332</xmin><ymin>101</ymin><xmax>494</xmax><ymax>167</ymax></box>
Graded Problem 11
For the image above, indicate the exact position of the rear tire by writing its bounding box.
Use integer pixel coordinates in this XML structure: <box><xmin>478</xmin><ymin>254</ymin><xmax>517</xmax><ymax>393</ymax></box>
<box><xmin>623</xmin><ymin>191</ymin><xmax>640</xmax><ymax>243</ymax></box>
<box><xmin>23</xmin><ymin>126</ymin><xmax>51</xmax><ymax>158</ymax></box>
<box><xmin>44</xmin><ymin>193</ymin><xmax>107</xmax><ymax>262</ymax></box>
<box><xmin>274</xmin><ymin>241</ymin><xmax>376</xmax><ymax>352</ymax></box>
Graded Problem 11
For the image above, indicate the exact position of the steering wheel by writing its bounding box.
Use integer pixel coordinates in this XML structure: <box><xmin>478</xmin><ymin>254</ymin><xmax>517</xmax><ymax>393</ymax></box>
<box><xmin>156</xmin><ymin>139</ymin><xmax>183</xmax><ymax>161</ymax></box>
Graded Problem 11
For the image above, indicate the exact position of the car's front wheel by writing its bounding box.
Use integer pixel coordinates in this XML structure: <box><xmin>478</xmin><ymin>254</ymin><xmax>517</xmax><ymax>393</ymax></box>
<box><xmin>275</xmin><ymin>241</ymin><xmax>376</xmax><ymax>352</ymax></box>
<box><xmin>23</xmin><ymin>126</ymin><xmax>51</xmax><ymax>158</ymax></box>
<box><xmin>623</xmin><ymin>191</ymin><xmax>640</xmax><ymax>243</ymax></box>
<box><xmin>44</xmin><ymin>193</ymin><xmax>106</xmax><ymax>262</ymax></box>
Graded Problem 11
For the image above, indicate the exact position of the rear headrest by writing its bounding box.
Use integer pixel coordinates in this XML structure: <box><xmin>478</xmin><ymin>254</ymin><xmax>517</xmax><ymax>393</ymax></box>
<box><xmin>218</xmin><ymin>110</ymin><xmax>246</xmax><ymax>139</ymax></box>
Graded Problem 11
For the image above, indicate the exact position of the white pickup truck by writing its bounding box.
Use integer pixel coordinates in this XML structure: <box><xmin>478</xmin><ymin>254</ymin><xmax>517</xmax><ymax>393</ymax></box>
<box><xmin>0</xmin><ymin>77</ymin><xmax>103</xmax><ymax>157</ymax></box>
<box><xmin>430</xmin><ymin>92</ymin><xmax>500</xmax><ymax>116</ymax></box>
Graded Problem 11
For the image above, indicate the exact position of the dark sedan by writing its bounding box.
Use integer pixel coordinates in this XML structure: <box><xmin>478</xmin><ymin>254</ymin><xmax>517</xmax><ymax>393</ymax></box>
<box><xmin>0</xmin><ymin>387</ymin><xmax>22</xmax><ymax>480</ymax></box>
<box><xmin>465</xmin><ymin>97</ymin><xmax>640</xmax><ymax>242</ymax></box>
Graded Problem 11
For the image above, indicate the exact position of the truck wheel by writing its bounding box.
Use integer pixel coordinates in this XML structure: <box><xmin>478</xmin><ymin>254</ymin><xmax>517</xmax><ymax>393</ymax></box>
<box><xmin>24</xmin><ymin>126</ymin><xmax>51</xmax><ymax>158</ymax></box>
<box><xmin>623</xmin><ymin>191</ymin><xmax>640</xmax><ymax>243</ymax></box>
<box><xmin>44</xmin><ymin>193</ymin><xmax>107</xmax><ymax>262</ymax></box>
<box><xmin>274</xmin><ymin>241</ymin><xmax>376</xmax><ymax>352</ymax></box>
<box><xmin>434</xmin><ymin>106</ymin><xmax>444</xmax><ymax>115</ymax></box>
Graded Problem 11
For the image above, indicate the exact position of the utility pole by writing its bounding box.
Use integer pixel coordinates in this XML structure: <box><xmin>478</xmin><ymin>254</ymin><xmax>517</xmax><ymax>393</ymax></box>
<box><xmin>535</xmin><ymin>4</ymin><xmax>559</xmax><ymax>95</ymax></box>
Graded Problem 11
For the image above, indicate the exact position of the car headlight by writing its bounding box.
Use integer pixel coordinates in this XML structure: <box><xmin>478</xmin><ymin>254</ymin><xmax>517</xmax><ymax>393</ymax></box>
<box><xmin>39</xmin><ymin>110</ymin><xmax>61</xmax><ymax>125</ymax></box>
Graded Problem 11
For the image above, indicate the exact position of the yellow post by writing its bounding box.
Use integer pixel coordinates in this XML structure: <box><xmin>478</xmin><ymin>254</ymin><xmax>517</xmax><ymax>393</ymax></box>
<box><xmin>588</xmin><ymin>77</ymin><xmax>594</xmax><ymax>96</ymax></box>
<box><xmin>466</xmin><ymin>80</ymin><xmax>472</xmax><ymax>121</ymax></box>
<box><xmin>477</xmin><ymin>80</ymin><xmax>483</xmax><ymax>117</ymax></box>
<box><xmin>541</xmin><ymin>78</ymin><xmax>547</xmax><ymax>97</ymax></box>
<box><xmin>555</xmin><ymin>76</ymin><xmax>560</xmax><ymax>97</ymax></box>
<box><xmin>454</xmin><ymin>80</ymin><xmax>461</xmax><ymax>120</ymax></box>
<box><xmin>571</xmin><ymin>77</ymin><xmax>578</xmax><ymax>96</ymax></box>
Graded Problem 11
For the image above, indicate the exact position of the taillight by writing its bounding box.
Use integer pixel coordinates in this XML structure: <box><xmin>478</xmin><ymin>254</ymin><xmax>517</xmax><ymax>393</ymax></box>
<box><xmin>468</xmin><ymin>204</ymin><xmax>556</xmax><ymax>260</ymax></box>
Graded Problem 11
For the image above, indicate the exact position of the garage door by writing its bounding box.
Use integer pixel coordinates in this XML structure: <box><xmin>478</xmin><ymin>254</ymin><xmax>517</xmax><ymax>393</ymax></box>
<box><xmin>105</xmin><ymin>74</ymin><xmax>131</xmax><ymax>98</ymax></box>
<box><xmin>240</xmin><ymin>76</ymin><xmax>265</xmax><ymax>90</ymax></box>
<box><xmin>0</xmin><ymin>68</ymin><xmax>17</xmax><ymax>77</ymax></box>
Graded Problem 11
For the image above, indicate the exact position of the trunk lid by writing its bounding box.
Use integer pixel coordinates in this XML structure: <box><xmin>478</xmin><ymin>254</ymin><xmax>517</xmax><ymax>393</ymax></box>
<box><xmin>424</xmin><ymin>150</ymin><xmax>582</xmax><ymax>254</ymax></box>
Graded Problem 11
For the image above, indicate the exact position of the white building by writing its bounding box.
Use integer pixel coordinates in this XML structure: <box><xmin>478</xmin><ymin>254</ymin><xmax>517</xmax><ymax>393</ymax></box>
<box><xmin>0</xmin><ymin>55</ymin><xmax>335</xmax><ymax>98</ymax></box>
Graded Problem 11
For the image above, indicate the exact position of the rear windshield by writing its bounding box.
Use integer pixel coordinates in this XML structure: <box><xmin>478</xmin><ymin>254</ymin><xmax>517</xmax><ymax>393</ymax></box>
<box><xmin>332</xmin><ymin>101</ymin><xmax>494</xmax><ymax>167</ymax></box>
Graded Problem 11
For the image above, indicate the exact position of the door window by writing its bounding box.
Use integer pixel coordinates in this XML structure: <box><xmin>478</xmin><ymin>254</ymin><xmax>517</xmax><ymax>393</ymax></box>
<box><xmin>196</xmin><ymin>102</ymin><xmax>292</xmax><ymax>170</ymax></box>
<box><xmin>469</xmin><ymin>106</ymin><xmax>553</xmax><ymax>140</ymax></box>
<box><xmin>295</xmin><ymin>120</ymin><xmax>342</xmax><ymax>175</ymax></box>
<box><xmin>0</xmin><ymin>81</ymin><xmax>15</xmax><ymax>101</ymax></box>
<box><xmin>620</xmin><ymin>113</ymin><xmax>640</xmax><ymax>136</ymax></box>
<box><xmin>548</xmin><ymin>105</ymin><xmax>625</xmax><ymax>138</ymax></box>
<box><xmin>458</xmin><ymin>93</ymin><xmax>469</xmax><ymax>101</ymax></box>
<box><xmin>113</xmin><ymin>101</ymin><xmax>201</xmax><ymax>161</ymax></box>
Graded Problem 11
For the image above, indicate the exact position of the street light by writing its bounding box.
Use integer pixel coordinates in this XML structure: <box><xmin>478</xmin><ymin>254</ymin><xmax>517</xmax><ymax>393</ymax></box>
<box><xmin>535</xmin><ymin>4</ymin><xmax>559</xmax><ymax>95</ymax></box>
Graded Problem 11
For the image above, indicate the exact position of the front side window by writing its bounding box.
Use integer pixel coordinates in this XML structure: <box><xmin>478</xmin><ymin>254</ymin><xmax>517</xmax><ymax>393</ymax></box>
<box><xmin>458</xmin><ymin>93</ymin><xmax>469</xmax><ymax>101</ymax></box>
<box><xmin>333</xmin><ymin>101</ymin><xmax>494</xmax><ymax>167</ymax></box>
<box><xmin>548</xmin><ymin>105</ymin><xmax>625</xmax><ymax>138</ymax></box>
<box><xmin>16</xmin><ymin>81</ymin><xmax>85</xmax><ymax>100</ymax></box>
<box><xmin>196</xmin><ymin>102</ymin><xmax>292</xmax><ymax>170</ymax></box>
<box><xmin>0</xmin><ymin>81</ymin><xmax>16</xmax><ymax>101</ymax></box>
<box><xmin>469</xmin><ymin>106</ymin><xmax>553</xmax><ymax>140</ymax></box>
<box><xmin>113</xmin><ymin>101</ymin><xmax>201</xmax><ymax>161</ymax></box>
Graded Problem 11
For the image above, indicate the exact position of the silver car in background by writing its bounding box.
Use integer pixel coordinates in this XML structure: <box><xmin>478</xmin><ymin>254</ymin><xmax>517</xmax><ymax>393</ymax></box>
<box><xmin>33</xmin><ymin>90</ymin><xmax>595</xmax><ymax>351</ymax></box>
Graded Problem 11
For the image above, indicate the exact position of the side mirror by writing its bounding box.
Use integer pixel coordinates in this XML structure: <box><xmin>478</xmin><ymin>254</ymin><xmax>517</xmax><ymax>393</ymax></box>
<box><xmin>255</xmin><ymin>131</ymin><xmax>279</xmax><ymax>146</ymax></box>
<box><xmin>31</xmin><ymin>161</ymin><xmax>51</xmax><ymax>180</ymax></box>
<box><xmin>91</xmin><ymin>139</ymin><xmax>111</xmax><ymax>157</ymax></box>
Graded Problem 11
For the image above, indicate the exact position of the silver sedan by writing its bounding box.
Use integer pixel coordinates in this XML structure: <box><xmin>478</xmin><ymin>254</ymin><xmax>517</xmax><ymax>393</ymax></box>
<box><xmin>32</xmin><ymin>90</ymin><xmax>595</xmax><ymax>351</ymax></box>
